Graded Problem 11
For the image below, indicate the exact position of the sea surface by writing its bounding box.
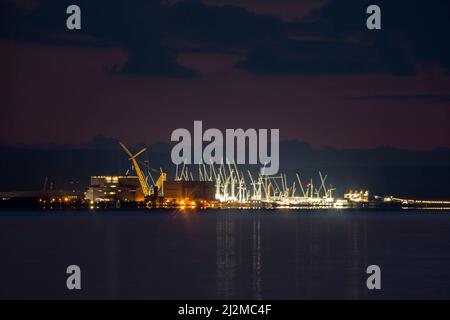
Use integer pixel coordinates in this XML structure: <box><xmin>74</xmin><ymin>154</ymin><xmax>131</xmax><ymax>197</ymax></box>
<box><xmin>0</xmin><ymin>209</ymin><xmax>450</xmax><ymax>299</ymax></box>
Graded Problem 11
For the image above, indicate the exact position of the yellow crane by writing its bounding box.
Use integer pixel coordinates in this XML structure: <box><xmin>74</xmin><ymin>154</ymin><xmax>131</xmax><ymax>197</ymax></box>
<box><xmin>119</xmin><ymin>142</ymin><xmax>150</xmax><ymax>197</ymax></box>
<box><xmin>155</xmin><ymin>170</ymin><xmax>167</xmax><ymax>195</ymax></box>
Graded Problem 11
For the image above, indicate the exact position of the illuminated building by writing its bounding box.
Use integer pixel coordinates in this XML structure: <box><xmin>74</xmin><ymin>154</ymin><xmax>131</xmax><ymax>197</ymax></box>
<box><xmin>84</xmin><ymin>176</ymin><xmax>144</xmax><ymax>202</ymax></box>
<box><xmin>344</xmin><ymin>190</ymin><xmax>369</xmax><ymax>203</ymax></box>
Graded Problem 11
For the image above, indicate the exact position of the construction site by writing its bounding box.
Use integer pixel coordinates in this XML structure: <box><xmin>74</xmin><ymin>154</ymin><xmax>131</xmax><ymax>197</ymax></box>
<box><xmin>78</xmin><ymin>142</ymin><xmax>343</xmax><ymax>209</ymax></box>
<box><xmin>79</xmin><ymin>143</ymin><xmax>450</xmax><ymax>210</ymax></box>
<box><xmin>2</xmin><ymin>142</ymin><xmax>450</xmax><ymax>210</ymax></box>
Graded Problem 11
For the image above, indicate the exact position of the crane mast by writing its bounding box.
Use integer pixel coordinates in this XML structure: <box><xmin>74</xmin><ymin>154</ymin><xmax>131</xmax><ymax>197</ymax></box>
<box><xmin>119</xmin><ymin>142</ymin><xmax>150</xmax><ymax>197</ymax></box>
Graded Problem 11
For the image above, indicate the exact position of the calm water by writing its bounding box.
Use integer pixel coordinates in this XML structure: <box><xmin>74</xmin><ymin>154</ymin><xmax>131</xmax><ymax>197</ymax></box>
<box><xmin>0</xmin><ymin>209</ymin><xmax>450</xmax><ymax>299</ymax></box>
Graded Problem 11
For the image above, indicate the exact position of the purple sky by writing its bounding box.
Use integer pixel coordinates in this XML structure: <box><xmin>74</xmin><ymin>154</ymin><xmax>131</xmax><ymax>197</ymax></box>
<box><xmin>1</xmin><ymin>0</ymin><xmax>449</xmax><ymax>149</ymax></box>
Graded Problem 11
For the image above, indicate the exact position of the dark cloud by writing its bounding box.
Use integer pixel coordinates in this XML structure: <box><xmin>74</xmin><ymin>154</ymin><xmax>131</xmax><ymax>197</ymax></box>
<box><xmin>1</xmin><ymin>0</ymin><xmax>199</xmax><ymax>77</ymax></box>
<box><xmin>166</xmin><ymin>1</ymin><xmax>284</xmax><ymax>46</ymax></box>
<box><xmin>237</xmin><ymin>38</ymin><xmax>415</xmax><ymax>75</ymax></box>
<box><xmin>352</xmin><ymin>95</ymin><xmax>450</xmax><ymax>102</ymax></box>
<box><xmin>309</xmin><ymin>0</ymin><xmax>450</xmax><ymax>74</ymax></box>
<box><xmin>110</xmin><ymin>47</ymin><xmax>198</xmax><ymax>78</ymax></box>
<box><xmin>237</xmin><ymin>0</ymin><xmax>450</xmax><ymax>75</ymax></box>
<box><xmin>1</xmin><ymin>0</ymin><xmax>287</xmax><ymax>77</ymax></box>
<box><xmin>1</xmin><ymin>0</ymin><xmax>449</xmax><ymax>77</ymax></box>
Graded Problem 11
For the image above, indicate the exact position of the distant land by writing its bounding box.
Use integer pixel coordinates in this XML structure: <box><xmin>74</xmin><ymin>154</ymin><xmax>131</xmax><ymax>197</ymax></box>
<box><xmin>1</xmin><ymin>135</ymin><xmax>450</xmax><ymax>199</ymax></box>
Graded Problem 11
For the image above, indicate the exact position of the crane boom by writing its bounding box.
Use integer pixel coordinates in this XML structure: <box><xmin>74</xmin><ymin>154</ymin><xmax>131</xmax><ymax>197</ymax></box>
<box><xmin>119</xmin><ymin>142</ymin><xmax>150</xmax><ymax>197</ymax></box>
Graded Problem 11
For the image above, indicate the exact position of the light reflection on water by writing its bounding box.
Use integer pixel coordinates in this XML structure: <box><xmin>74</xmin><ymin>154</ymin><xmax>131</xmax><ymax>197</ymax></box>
<box><xmin>0</xmin><ymin>209</ymin><xmax>450</xmax><ymax>299</ymax></box>
<box><xmin>214</xmin><ymin>211</ymin><xmax>372</xmax><ymax>299</ymax></box>
<box><xmin>216</xmin><ymin>211</ymin><xmax>237</xmax><ymax>299</ymax></box>
<box><xmin>252</xmin><ymin>214</ymin><xmax>262</xmax><ymax>300</ymax></box>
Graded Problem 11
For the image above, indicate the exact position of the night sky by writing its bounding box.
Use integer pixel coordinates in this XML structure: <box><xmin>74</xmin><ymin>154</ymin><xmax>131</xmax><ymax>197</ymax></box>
<box><xmin>1</xmin><ymin>0</ymin><xmax>449</xmax><ymax>149</ymax></box>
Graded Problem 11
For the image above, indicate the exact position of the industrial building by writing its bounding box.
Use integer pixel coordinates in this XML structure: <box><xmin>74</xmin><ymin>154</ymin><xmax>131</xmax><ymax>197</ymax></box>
<box><xmin>85</xmin><ymin>176</ymin><xmax>145</xmax><ymax>202</ymax></box>
<box><xmin>86</xmin><ymin>142</ymin><xmax>420</xmax><ymax>210</ymax></box>
<box><xmin>14</xmin><ymin>140</ymin><xmax>448</xmax><ymax>210</ymax></box>
<box><xmin>84</xmin><ymin>143</ymin><xmax>216</xmax><ymax>206</ymax></box>
<box><xmin>109</xmin><ymin>142</ymin><xmax>343</xmax><ymax>207</ymax></box>
<box><xmin>163</xmin><ymin>180</ymin><xmax>215</xmax><ymax>203</ymax></box>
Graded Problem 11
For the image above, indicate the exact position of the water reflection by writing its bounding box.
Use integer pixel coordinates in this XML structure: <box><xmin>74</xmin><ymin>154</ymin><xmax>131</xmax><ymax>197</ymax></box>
<box><xmin>106</xmin><ymin>219</ymin><xmax>118</xmax><ymax>299</ymax></box>
<box><xmin>252</xmin><ymin>214</ymin><xmax>262</xmax><ymax>300</ymax></box>
<box><xmin>215</xmin><ymin>212</ymin><xmax>372</xmax><ymax>299</ymax></box>
<box><xmin>1</xmin><ymin>210</ymin><xmax>449</xmax><ymax>299</ymax></box>
<box><xmin>346</xmin><ymin>217</ymin><xmax>368</xmax><ymax>299</ymax></box>
<box><xmin>216</xmin><ymin>212</ymin><xmax>237</xmax><ymax>299</ymax></box>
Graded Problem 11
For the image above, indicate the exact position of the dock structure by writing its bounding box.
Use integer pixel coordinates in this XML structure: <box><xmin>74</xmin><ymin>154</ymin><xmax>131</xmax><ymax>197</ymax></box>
<box><xmin>112</xmin><ymin>142</ymin><xmax>345</xmax><ymax>208</ymax></box>
<box><xmin>78</xmin><ymin>142</ymin><xmax>450</xmax><ymax>210</ymax></box>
